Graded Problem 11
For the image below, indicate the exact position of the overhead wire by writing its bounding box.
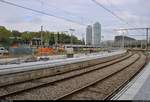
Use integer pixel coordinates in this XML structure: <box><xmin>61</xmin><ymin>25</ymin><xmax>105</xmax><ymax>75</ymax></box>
<box><xmin>91</xmin><ymin>0</ymin><xmax>128</xmax><ymax>25</ymax></box>
<box><xmin>35</xmin><ymin>0</ymin><xmax>80</xmax><ymax>17</ymax></box>
<box><xmin>0</xmin><ymin>0</ymin><xmax>86</xmax><ymax>26</ymax></box>
<box><xmin>35</xmin><ymin>0</ymin><xmax>93</xmax><ymax>24</ymax></box>
<box><xmin>106</xmin><ymin>0</ymin><xmax>122</xmax><ymax>13</ymax></box>
<box><xmin>105</xmin><ymin>0</ymin><xmax>138</xmax><ymax>27</ymax></box>
<box><xmin>94</xmin><ymin>0</ymin><xmax>145</xmax><ymax>38</ymax></box>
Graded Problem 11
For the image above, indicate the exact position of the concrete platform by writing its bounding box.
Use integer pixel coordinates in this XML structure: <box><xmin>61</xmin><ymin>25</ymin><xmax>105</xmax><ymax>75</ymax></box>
<box><xmin>112</xmin><ymin>61</ymin><xmax>150</xmax><ymax>100</ymax></box>
<box><xmin>0</xmin><ymin>50</ymin><xmax>126</xmax><ymax>75</ymax></box>
<box><xmin>0</xmin><ymin>50</ymin><xmax>127</xmax><ymax>87</ymax></box>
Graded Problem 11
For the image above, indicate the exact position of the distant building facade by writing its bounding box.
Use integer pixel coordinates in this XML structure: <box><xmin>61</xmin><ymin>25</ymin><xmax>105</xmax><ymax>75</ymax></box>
<box><xmin>115</xmin><ymin>35</ymin><xmax>136</xmax><ymax>42</ymax></box>
<box><xmin>93</xmin><ymin>22</ymin><xmax>101</xmax><ymax>45</ymax></box>
<box><xmin>86</xmin><ymin>25</ymin><xmax>92</xmax><ymax>45</ymax></box>
<box><xmin>114</xmin><ymin>35</ymin><xmax>136</xmax><ymax>47</ymax></box>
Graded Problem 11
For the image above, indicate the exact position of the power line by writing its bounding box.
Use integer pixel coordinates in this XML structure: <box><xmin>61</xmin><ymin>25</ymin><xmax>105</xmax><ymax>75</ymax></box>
<box><xmin>114</xmin><ymin>27</ymin><xmax>150</xmax><ymax>31</ymax></box>
<box><xmin>35</xmin><ymin>0</ymin><xmax>80</xmax><ymax>17</ymax></box>
<box><xmin>127</xmin><ymin>34</ymin><xmax>146</xmax><ymax>36</ymax></box>
<box><xmin>91</xmin><ymin>0</ymin><xmax>128</xmax><ymax>24</ymax></box>
<box><xmin>35</xmin><ymin>0</ymin><xmax>74</xmax><ymax>15</ymax></box>
<box><xmin>105</xmin><ymin>0</ymin><xmax>147</xmax><ymax>34</ymax></box>
<box><xmin>106</xmin><ymin>0</ymin><xmax>122</xmax><ymax>13</ymax></box>
<box><xmin>35</xmin><ymin>0</ymin><xmax>93</xmax><ymax>24</ymax></box>
<box><xmin>93</xmin><ymin>0</ymin><xmax>140</xmax><ymax>31</ymax></box>
<box><xmin>0</xmin><ymin>0</ymin><xmax>86</xmax><ymax>26</ymax></box>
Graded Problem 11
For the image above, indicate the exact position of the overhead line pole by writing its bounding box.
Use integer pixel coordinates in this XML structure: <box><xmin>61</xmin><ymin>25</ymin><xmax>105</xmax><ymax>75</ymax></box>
<box><xmin>146</xmin><ymin>28</ymin><xmax>149</xmax><ymax>53</ymax></box>
<box><xmin>40</xmin><ymin>25</ymin><xmax>43</xmax><ymax>56</ymax></box>
<box><xmin>41</xmin><ymin>25</ymin><xmax>43</xmax><ymax>48</ymax></box>
<box><xmin>114</xmin><ymin>27</ymin><xmax>150</xmax><ymax>62</ymax></box>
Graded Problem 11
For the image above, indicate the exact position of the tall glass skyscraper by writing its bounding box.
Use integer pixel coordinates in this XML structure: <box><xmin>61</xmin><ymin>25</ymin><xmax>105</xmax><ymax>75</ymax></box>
<box><xmin>86</xmin><ymin>25</ymin><xmax>92</xmax><ymax>45</ymax></box>
<box><xmin>93</xmin><ymin>22</ymin><xmax>101</xmax><ymax>45</ymax></box>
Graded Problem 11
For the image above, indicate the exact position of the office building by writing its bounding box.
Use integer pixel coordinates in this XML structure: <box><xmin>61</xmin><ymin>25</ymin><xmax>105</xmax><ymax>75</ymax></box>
<box><xmin>93</xmin><ymin>22</ymin><xmax>101</xmax><ymax>45</ymax></box>
<box><xmin>86</xmin><ymin>25</ymin><xmax>92</xmax><ymax>45</ymax></box>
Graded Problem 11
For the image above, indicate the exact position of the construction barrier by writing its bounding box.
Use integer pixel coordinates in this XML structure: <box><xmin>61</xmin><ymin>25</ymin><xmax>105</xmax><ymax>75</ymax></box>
<box><xmin>9</xmin><ymin>47</ymin><xmax>33</xmax><ymax>57</ymax></box>
<box><xmin>37</xmin><ymin>48</ymin><xmax>54</xmax><ymax>55</ymax></box>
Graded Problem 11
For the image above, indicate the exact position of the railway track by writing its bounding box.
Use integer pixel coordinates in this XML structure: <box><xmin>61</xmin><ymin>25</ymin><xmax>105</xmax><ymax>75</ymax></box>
<box><xmin>0</xmin><ymin>51</ymin><xmax>130</xmax><ymax>99</ymax></box>
<box><xmin>0</xmin><ymin>51</ymin><xmax>146</xmax><ymax>100</ymax></box>
<box><xmin>0</xmin><ymin>51</ymin><xmax>127</xmax><ymax>87</ymax></box>
<box><xmin>55</xmin><ymin>52</ymin><xmax>146</xmax><ymax>100</ymax></box>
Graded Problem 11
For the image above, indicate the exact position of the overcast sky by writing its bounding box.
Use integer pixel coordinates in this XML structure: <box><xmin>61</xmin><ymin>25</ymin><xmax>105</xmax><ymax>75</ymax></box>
<box><xmin>0</xmin><ymin>0</ymin><xmax>150</xmax><ymax>40</ymax></box>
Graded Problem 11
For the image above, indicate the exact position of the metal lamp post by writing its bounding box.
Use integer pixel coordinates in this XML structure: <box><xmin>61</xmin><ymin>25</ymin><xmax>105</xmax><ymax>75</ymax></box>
<box><xmin>62</xmin><ymin>31</ymin><xmax>69</xmax><ymax>44</ymax></box>
<box><xmin>69</xmin><ymin>29</ymin><xmax>75</xmax><ymax>46</ymax></box>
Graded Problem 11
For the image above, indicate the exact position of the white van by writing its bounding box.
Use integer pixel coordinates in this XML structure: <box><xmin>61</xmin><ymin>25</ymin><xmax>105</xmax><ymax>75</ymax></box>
<box><xmin>0</xmin><ymin>47</ymin><xmax>9</xmax><ymax>55</ymax></box>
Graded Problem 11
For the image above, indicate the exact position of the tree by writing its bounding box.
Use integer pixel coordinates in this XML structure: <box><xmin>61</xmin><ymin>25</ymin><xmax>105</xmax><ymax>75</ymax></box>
<box><xmin>21</xmin><ymin>32</ymin><xmax>33</xmax><ymax>41</ymax></box>
<box><xmin>0</xmin><ymin>26</ymin><xmax>12</xmax><ymax>47</ymax></box>
<box><xmin>0</xmin><ymin>26</ymin><xmax>12</xmax><ymax>41</ymax></box>
<box><xmin>48</xmin><ymin>32</ymin><xmax>55</xmax><ymax>45</ymax></box>
<box><xmin>12</xmin><ymin>30</ymin><xmax>21</xmax><ymax>37</ymax></box>
<box><xmin>0</xmin><ymin>26</ymin><xmax>84</xmax><ymax>47</ymax></box>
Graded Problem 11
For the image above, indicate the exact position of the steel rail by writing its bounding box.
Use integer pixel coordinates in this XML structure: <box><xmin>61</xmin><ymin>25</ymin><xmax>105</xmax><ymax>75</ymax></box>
<box><xmin>53</xmin><ymin>53</ymin><xmax>141</xmax><ymax>100</ymax></box>
<box><xmin>0</xmin><ymin>52</ymin><xmax>132</xmax><ymax>99</ymax></box>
